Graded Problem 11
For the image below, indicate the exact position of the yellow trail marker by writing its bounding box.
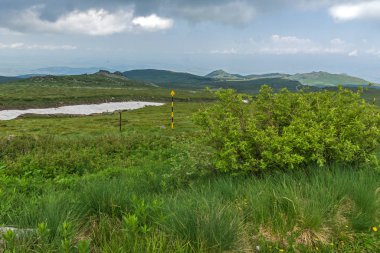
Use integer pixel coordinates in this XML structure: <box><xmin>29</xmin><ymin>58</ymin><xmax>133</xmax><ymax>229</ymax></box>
<box><xmin>171</xmin><ymin>90</ymin><xmax>175</xmax><ymax>129</ymax></box>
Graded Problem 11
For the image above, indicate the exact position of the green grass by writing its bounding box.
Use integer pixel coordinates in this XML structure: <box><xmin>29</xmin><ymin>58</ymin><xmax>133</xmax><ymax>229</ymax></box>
<box><xmin>1</xmin><ymin>165</ymin><xmax>379</xmax><ymax>252</ymax></box>
<box><xmin>0</xmin><ymin>91</ymin><xmax>379</xmax><ymax>252</ymax></box>
<box><xmin>0</xmin><ymin>72</ymin><xmax>215</xmax><ymax>110</ymax></box>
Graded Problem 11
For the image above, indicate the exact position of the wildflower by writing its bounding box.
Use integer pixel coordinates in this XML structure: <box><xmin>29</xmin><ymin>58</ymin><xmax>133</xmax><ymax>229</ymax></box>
<box><xmin>372</xmin><ymin>226</ymin><xmax>378</xmax><ymax>232</ymax></box>
<box><xmin>279</xmin><ymin>249</ymin><xmax>284</xmax><ymax>252</ymax></box>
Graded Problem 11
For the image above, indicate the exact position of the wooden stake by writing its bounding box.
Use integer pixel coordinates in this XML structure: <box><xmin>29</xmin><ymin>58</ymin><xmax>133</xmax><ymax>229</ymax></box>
<box><xmin>170</xmin><ymin>90</ymin><xmax>175</xmax><ymax>129</ymax></box>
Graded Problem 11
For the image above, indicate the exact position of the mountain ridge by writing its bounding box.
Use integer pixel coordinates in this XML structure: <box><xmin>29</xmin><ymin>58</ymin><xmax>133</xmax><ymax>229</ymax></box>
<box><xmin>1</xmin><ymin>68</ymin><xmax>377</xmax><ymax>90</ymax></box>
<box><xmin>204</xmin><ymin>69</ymin><xmax>374</xmax><ymax>86</ymax></box>
<box><xmin>123</xmin><ymin>69</ymin><xmax>303</xmax><ymax>92</ymax></box>
<box><xmin>286</xmin><ymin>71</ymin><xmax>372</xmax><ymax>86</ymax></box>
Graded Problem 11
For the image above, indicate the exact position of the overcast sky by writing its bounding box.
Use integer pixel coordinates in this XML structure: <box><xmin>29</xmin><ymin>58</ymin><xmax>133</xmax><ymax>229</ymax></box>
<box><xmin>1</xmin><ymin>0</ymin><xmax>380</xmax><ymax>81</ymax></box>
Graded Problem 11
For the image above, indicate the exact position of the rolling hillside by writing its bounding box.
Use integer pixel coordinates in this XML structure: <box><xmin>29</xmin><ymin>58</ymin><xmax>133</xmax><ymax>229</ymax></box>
<box><xmin>124</xmin><ymin>69</ymin><xmax>304</xmax><ymax>92</ymax></box>
<box><xmin>0</xmin><ymin>76</ymin><xmax>19</xmax><ymax>83</ymax></box>
<box><xmin>205</xmin><ymin>70</ymin><xmax>290</xmax><ymax>80</ymax></box>
<box><xmin>205</xmin><ymin>69</ymin><xmax>376</xmax><ymax>87</ymax></box>
<box><xmin>0</xmin><ymin>71</ymin><xmax>215</xmax><ymax>110</ymax></box>
<box><xmin>9</xmin><ymin>70</ymin><xmax>155</xmax><ymax>88</ymax></box>
<box><xmin>215</xmin><ymin>78</ymin><xmax>303</xmax><ymax>93</ymax></box>
<box><xmin>123</xmin><ymin>69</ymin><xmax>214</xmax><ymax>89</ymax></box>
<box><xmin>245</xmin><ymin>73</ymin><xmax>290</xmax><ymax>79</ymax></box>
<box><xmin>205</xmin><ymin>70</ymin><xmax>244</xmax><ymax>80</ymax></box>
<box><xmin>2</xmin><ymin>69</ymin><xmax>376</xmax><ymax>99</ymax></box>
<box><xmin>287</xmin><ymin>71</ymin><xmax>372</xmax><ymax>86</ymax></box>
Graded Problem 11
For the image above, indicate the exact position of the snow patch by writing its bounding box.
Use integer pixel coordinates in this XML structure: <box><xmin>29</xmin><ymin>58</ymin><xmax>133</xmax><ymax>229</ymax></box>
<box><xmin>0</xmin><ymin>101</ymin><xmax>164</xmax><ymax>120</ymax></box>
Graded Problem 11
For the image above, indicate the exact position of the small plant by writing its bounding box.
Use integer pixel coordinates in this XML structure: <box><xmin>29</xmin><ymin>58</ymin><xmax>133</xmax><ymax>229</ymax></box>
<box><xmin>36</xmin><ymin>222</ymin><xmax>50</xmax><ymax>251</ymax></box>
<box><xmin>59</xmin><ymin>221</ymin><xmax>73</xmax><ymax>253</ymax></box>
<box><xmin>2</xmin><ymin>229</ymin><xmax>16</xmax><ymax>253</ymax></box>
<box><xmin>123</xmin><ymin>214</ymin><xmax>139</xmax><ymax>234</ymax></box>
<box><xmin>122</xmin><ymin>213</ymin><xmax>139</xmax><ymax>249</ymax></box>
<box><xmin>77</xmin><ymin>239</ymin><xmax>91</xmax><ymax>253</ymax></box>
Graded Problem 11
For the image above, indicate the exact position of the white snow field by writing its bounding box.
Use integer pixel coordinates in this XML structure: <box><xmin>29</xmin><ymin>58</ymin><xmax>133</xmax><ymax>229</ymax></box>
<box><xmin>0</xmin><ymin>101</ymin><xmax>164</xmax><ymax>120</ymax></box>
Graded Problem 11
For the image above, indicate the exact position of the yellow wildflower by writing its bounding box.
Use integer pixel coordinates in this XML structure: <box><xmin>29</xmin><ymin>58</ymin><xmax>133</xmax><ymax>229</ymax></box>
<box><xmin>372</xmin><ymin>226</ymin><xmax>378</xmax><ymax>232</ymax></box>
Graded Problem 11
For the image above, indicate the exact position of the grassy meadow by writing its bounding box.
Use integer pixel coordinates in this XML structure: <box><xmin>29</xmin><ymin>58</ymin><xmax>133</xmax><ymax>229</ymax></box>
<box><xmin>0</xmin><ymin>73</ymin><xmax>214</xmax><ymax>110</ymax></box>
<box><xmin>0</xmin><ymin>83</ymin><xmax>379</xmax><ymax>252</ymax></box>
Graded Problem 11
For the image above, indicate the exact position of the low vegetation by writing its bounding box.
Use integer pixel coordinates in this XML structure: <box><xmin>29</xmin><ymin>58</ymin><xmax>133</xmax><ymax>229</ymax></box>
<box><xmin>0</xmin><ymin>87</ymin><xmax>379</xmax><ymax>252</ymax></box>
<box><xmin>0</xmin><ymin>73</ymin><xmax>214</xmax><ymax>110</ymax></box>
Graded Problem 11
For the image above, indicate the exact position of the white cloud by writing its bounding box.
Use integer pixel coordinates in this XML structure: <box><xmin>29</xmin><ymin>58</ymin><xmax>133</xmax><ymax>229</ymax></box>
<box><xmin>366</xmin><ymin>48</ymin><xmax>380</xmax><ymax>56</ymax></box>
<box><xmin>330</xmin><ymin>38</ymin><xmax>345</xmax><ymax>45</ymax></box>
<box><xmin>7</xmin><ymin>7</ymin><xmax>174</xmax><ymax>36</ymax></box>
<box><xmin>210</xmin><ymin>35</ymin><xmax>357</xmax><ymax>55</ymax></box>
<box><xmin>329</xmin><ymin>1</ymin><xmax>380</xmax><ymax>21</ymax></box>
<box><xmin>0</xmin><ymin>42</ymin><xmax>77</xmax><ymax>50</ymax></box>
<box><xmin>259</xmin><ymin>35</ymin><xmax>347</xmax><ymax>55</ymax></box>
<box><xmin>210</xmin><ymin>48</ymin><xmax>238</xmax><ymax>54</ymax></box>
<box><xmin>348</xmin><ymin>50</ymin><xmax>358</xmax><ymax>56</ymax></box>
<box><xmin>175</xmin><ymin>1</ymin><xmax>256</xmax><ymax>25</ymax></box>
<box><xmin>271</xmin><ymin>34</ymin><xmax>312</xmax><ymax>44</ymax></box>
<box><xmin>132</xmin><ymin>14</ymin><xmax>173</xmax><ymax>31</ymax></box>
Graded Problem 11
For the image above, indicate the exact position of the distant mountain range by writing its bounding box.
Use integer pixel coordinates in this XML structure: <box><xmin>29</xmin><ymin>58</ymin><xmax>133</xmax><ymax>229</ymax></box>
<box><xmin>3</xmin><ymin>70</ymin><xmax>155</xmax><ymax>88</ymax></box>
<box><xmin>205</xmin><ymin>69</ymin><xmax>374</xmax><ymax>87</ymax></box>
<box><xmin>1</xmin><ymin>68</ymin><xmax>377</xmax><ymax>92</ymax></box>
<box><xmin>122</xmin><ymin>69</ymin><xmax>302</xmax><ymax>93</ymax></box>
<box><xmin>0</xmin><ymin>76</ymin><xmax>19</xmax><ymax>83</ymax></box>
<box><xmin>205</xmin><ymin>69</ymin><xmax>290</xmax><ymax>80</ymax></box>
<box><xmin>287</xmin><ymin>71</ymin><xmax>371</xmax><ymax>87</ymax></box>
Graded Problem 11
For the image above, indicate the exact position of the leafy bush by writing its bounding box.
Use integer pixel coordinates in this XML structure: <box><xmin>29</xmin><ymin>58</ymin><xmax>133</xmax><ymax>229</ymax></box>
<box><xmin>195</xmin><ymin>86</ymin><xmax>380</xmax><ymax>173</ymax></box>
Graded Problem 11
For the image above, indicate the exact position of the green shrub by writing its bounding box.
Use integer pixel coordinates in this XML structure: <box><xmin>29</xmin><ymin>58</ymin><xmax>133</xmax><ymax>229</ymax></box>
<box><xmin>195</xmin><ymin>86</ymin><xmax>380</xmax><ymax>173</ymax></box>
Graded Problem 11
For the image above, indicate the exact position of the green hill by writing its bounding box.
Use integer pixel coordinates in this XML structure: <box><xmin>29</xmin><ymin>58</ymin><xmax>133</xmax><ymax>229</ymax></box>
<box><xmin>123</xmin><ymin>69</ymin><xmax>214</xmax><ymax>89</ymax></box>
<box><xmin>245</xmin><ymin>73</ymin><xmax>290</xmax><ymax>79</ymax></box>
<box><xmin>124</xmin><ymin>69</ymin><xmax>304</xmax><ymax>92</ymax></box>
<box><xmin>214</xmin><ymin>78</ymin><xmax>303</xmax><ymax>93</ymax></box>
<box><xmin>287</xmin><ymin>71</ymin><xmax>372</xmax><ymax>86</ymax></box>
<box><xmin>205</xmin><ymin>70</ymin><xmax>290</xmax><ymax>80</ymax></box>
<box><xmin>9</xmin><ymin>70</ymin><xmax>155</xmax><ymax>88</ymax></box>
<box><xmin>0</xmin><ymin>71</ymin><xmax>215</xmax><ymax>110</ymax></box>
<box><xmin>205</xmin><ymin>70</ymin><xmax>243</xmax><ymax>80</ymax></box>
<box><xmin>0</xmin><ymin>76</ymin><xmax>19</xmax><ymax>83</ymax></box>
<box><xmin>205</xmin><ymin>70</ymin><xmax>375</xmax><ymax>87</ymax></box>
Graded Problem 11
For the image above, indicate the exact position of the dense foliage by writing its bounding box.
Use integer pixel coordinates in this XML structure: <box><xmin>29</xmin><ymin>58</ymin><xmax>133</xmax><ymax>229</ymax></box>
<box><xmin>196</xmin><ymin>86</ymin><xmax>380</xmax><ymax>173</ymax></box>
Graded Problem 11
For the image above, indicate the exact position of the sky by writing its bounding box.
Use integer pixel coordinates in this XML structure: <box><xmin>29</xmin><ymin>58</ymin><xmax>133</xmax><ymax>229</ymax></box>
<box><xmin>1</xmin><ymin>0</ymin><xmax>380</xmax><ymax>81</ymax></box>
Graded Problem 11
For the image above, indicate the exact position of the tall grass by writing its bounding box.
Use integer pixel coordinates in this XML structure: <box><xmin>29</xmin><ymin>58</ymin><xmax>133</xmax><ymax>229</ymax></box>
<box><xmin>1</xmin><ymin>165</ymin><xmax>379</xmax><ymax>252</ymax></box>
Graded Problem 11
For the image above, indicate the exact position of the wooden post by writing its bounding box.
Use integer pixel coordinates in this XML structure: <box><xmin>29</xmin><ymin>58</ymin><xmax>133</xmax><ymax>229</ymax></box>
<box><xmin>170</xmin><ymin>90</ymin><xmax>175</xmax><ymax>129</ymax></box>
